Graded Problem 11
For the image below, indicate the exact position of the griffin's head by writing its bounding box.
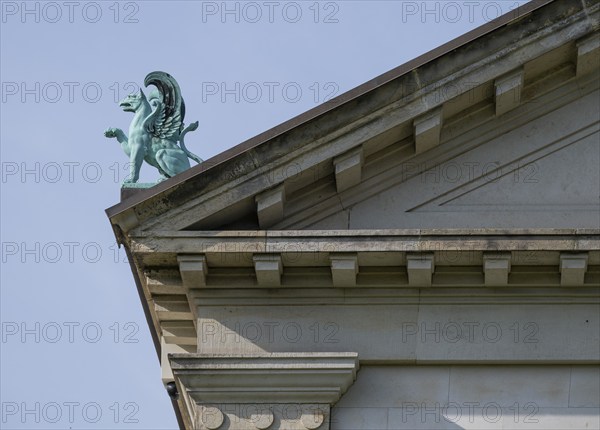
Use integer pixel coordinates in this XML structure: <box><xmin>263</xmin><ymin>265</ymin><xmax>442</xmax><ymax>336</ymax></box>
<box><xmin>119</xmin><ymin>89</ymin><xmax>147</xmax><ymax>112</ymax></box>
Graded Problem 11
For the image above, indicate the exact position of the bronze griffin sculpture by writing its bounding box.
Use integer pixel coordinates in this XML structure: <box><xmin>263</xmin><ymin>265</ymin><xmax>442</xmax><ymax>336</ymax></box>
<box><xmin>104</xmin><ymin>71</ymin><xmax>202</xmax><ymax>183</ymax></box>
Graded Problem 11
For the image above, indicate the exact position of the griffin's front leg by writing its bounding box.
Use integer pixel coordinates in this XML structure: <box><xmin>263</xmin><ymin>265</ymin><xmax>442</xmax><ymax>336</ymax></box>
<box><xmin>104</xmin><ymin>128</ymin><xmax>131</xmax><ymax>156</ymax></box>
<box><xmin>124</xmin><ymin>142</ymin><xmax>145</xmax><ymax>183</ymax></box>
<box><xmin>104</xmin><ymin>127</ymin><xmax>127</xmax><ymax>143</ymax></box>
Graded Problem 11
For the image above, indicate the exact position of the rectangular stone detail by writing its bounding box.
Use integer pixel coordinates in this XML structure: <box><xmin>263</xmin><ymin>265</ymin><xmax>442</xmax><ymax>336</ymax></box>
<box><xmin>495</xmin><ymin>68</ymin><xmax>524</xmax><ymax>116</ymax></box>
<box><xmin>178</xmin><ymin>254</ymin><xmax>208</xmax><ymax>287</ymax></box>
<box><xmin>334</xmin><ymin>147</ymin><xmax>363</xmax><ymax>192</ymax></box>
<box><xmin>330</xmin><ymin>254</ymin><xmax>359</xmax><ymax>287</ymax></box>
<box><xmin>161</xmin><ymin>321</ymin><xmax>197</xmax><ymax>346</ymax></box>
<box><xmin>560</xmin><ymin>253</ymin><xmax>588</xmax><ymax>285</ymax></box>
<box><xmin>255</xmin><ymin>185</ymin><xmax>285</xmax><ymax>229</ymax></box>
<box><xmin>413</xmin><ymin>107</ymin><xmax>443</xmax><ymax>154</ymax></box>
<box><xmin>154</xmin><ymin>296</ymin><xmax>193</xmax><ymax>321</ymax></box>
<box><xmin>483</xmin><ymin>252</ymin><xmax>511</xmax><ymax>286</ymax></box>
<box><xmin>406</xmin><ymin>254</ymin><xmax>434</xmax><ymax>286</ymax></box>
<box><xmin>577</xmin><ymin>34</ymin><xmax>600</xmax><ymax>76</ymax></box>
<box><xmin>253</xmin><ymin>254</ymin><xmax>283</xmax><ymax>287</ymax></box>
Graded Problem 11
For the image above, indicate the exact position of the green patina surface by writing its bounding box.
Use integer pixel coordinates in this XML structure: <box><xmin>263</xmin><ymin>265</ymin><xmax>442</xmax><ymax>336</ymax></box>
<box><xmin>105</xmin><ymin>71</ymin><xmax>203</xmax><ymax>185</ymax></box>
<box><xmin>121</xmin><ymin>183</ymin><xmax>157</xmax><ymax>189</ymax></box>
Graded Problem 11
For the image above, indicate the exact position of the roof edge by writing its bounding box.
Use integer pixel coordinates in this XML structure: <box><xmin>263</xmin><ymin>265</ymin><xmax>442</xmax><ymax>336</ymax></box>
<box><xmin>106</xmin><ymin>0</ymin><xmax>556</xmax><ymax>220</ymax></box>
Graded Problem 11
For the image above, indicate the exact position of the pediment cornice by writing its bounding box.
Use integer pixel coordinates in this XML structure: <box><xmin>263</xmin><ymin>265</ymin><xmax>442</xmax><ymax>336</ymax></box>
<box><xmin>107</xmin><ymin>0</ymin><xmax>599</xmax><ymax>236</ymax></box>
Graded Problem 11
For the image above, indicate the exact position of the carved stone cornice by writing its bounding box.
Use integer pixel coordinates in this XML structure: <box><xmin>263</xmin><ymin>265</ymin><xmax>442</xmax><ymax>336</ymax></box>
<box><xmin>170</xmin><ymin>352</ymin><xmax>359</xmax><ymax>430</ymax></box>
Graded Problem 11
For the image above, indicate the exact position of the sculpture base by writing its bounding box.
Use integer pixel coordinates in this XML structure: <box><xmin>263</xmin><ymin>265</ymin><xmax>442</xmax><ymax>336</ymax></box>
<box><xmin>121</xmin><ymin>182</ymin><xmax>157</xmax><ymax>201</ymax></box>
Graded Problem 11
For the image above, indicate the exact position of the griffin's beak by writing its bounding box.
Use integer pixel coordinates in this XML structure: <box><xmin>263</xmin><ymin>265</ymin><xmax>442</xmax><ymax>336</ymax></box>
<box><xmin>119</xmin><ymin>101</ymin><xmax>133</xmax><ymax>112</ymax></box>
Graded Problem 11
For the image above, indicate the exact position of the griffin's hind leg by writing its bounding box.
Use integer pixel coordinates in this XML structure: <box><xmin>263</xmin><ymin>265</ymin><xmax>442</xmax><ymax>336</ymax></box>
<box><xmin>156</xmin><ymin>149</ymin><xmax>191</xmax><ymax>178</ymax></box>
<box><xmin>156</xmin><ymin>166</ymin><xmax>170</xmax><ymax>182</ymax></box>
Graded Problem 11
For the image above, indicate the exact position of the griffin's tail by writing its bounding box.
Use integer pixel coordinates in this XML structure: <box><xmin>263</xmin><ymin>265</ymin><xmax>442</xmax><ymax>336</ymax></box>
<box><xmin>179</xmin><ymin>121</ymin><xmax>203</xmax><ymax>164</ymax></box>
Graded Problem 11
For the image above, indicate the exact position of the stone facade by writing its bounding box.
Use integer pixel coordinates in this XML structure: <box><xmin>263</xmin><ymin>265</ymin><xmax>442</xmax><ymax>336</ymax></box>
<box><xmin>107</xmin><ymin>1</ymin><xmax>600</xmax><ymax>428</ymax></box>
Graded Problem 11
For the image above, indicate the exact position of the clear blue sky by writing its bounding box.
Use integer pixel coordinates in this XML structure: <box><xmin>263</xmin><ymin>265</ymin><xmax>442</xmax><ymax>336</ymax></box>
<box><xmin>1</xmin><ymin>1</ymin><xmax>529</xmax><ymax>428</ymax></box>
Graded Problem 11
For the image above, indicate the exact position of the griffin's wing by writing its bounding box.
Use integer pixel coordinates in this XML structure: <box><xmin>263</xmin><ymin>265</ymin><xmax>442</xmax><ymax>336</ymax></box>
<box><xmin>148</xmin><ymin>99</ymin><xmax>181</xmax><ymax>139</ymax></box>
<box><xmin>144</xmin><ymin>71</ymin><xmax>185</xmax><ymax>140</ymax></box>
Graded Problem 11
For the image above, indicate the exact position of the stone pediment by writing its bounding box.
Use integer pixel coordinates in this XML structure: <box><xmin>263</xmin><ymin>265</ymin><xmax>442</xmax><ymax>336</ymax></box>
<box><xmin>301</xmin><ymin>82</ymin><xmax>600</xmax><ymax>231</ymax></box>
<box><xmin>104</xmin><ymin>3</ymin><xmax>600</xmax><ymax>427</ymax></box>
<box><xmin>107</xmin><ymin>7</ymin><xmax>599</xmax><ymax>236</ymax></box>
